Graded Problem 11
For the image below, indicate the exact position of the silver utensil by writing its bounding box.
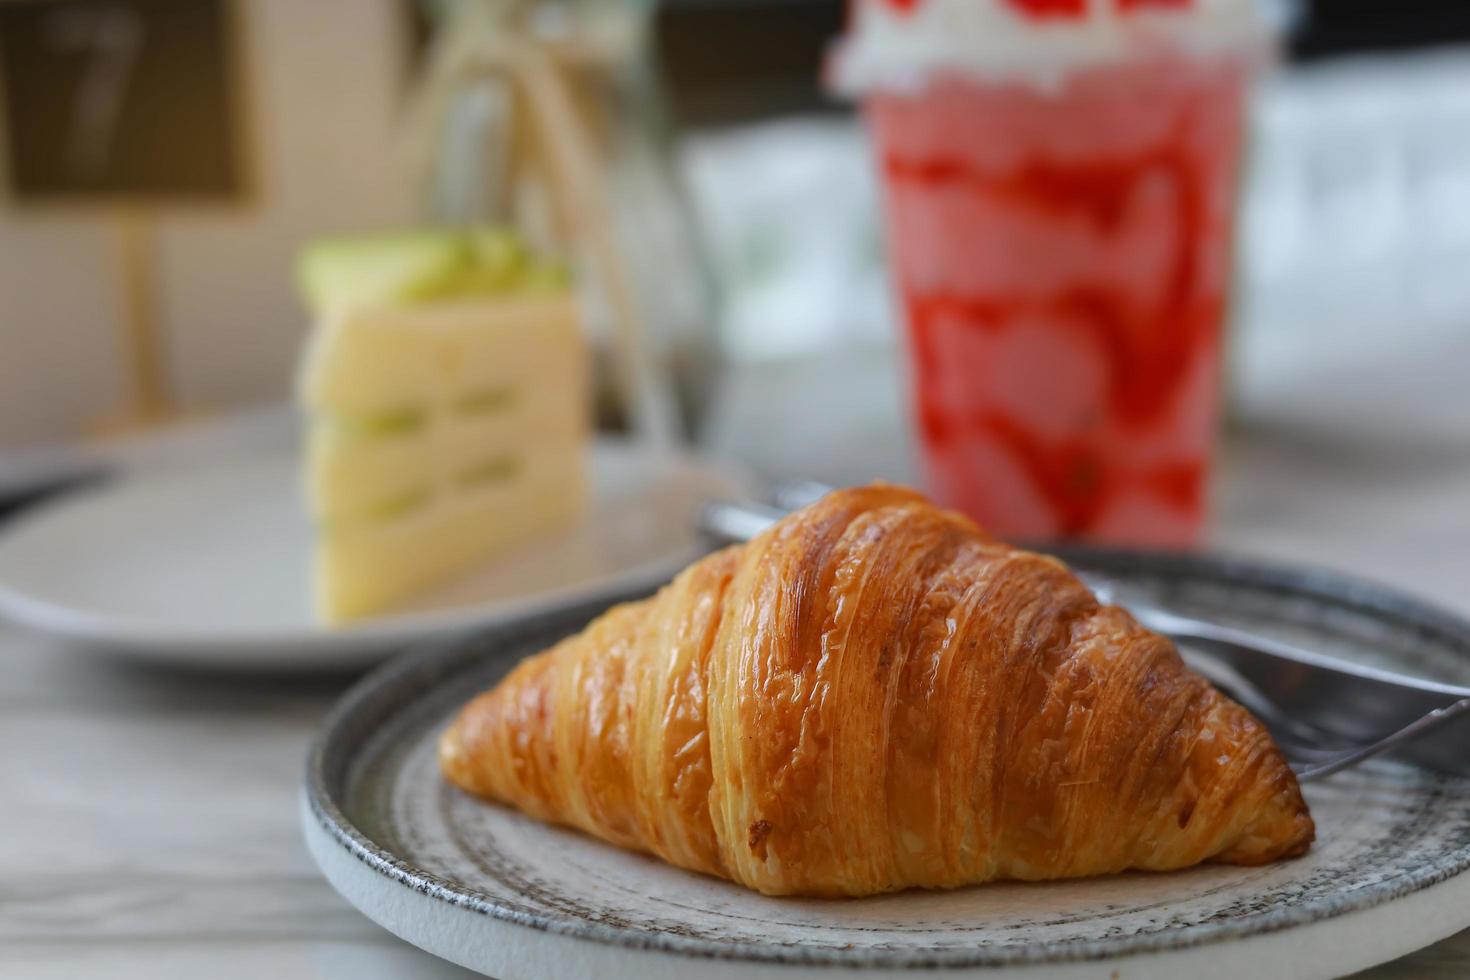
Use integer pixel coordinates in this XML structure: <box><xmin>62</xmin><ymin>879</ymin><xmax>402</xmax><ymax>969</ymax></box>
<box><xmin>697</xmin><ymin>498</ymin><xmax>1470</xmax><ymax>781</ymax></box>
<box><xmin>1086</xmin><ymin>583</ymin><xmax>1470</xmax><ymax>780</ymax></box>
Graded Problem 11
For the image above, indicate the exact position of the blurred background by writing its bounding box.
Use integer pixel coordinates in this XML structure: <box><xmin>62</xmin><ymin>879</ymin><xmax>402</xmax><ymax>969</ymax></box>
<box><xmin>2</xmin><ymin>0</ymin><xmax>1470</xmax><ymax>597</ymax></box>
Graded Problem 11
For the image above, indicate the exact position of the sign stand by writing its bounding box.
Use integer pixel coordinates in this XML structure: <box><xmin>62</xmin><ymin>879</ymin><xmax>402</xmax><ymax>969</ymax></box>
<box><xmin>0</xmin><ymin>0</ymin><xmax>243</xmax><ymax>438</ymax></box>
<box><xmin>92</xmin><ymin>207</ymin><xmax>184</xmax><ymax>434</ymax></box>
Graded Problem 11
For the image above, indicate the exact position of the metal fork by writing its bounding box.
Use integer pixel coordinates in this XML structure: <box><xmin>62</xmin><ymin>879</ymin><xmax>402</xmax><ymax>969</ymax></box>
<box><xmin>1089</xmin><ymin>584</ymin><xmax>1470</xmax><ymax>781</ymax></box>
<box><xmin>1123</xmin><ymin>612</ymin><xmax>1470</xmax><ymax>783</ymax></box>
<box><xmin>698</xmin><ymin>498</ymin><xmax>1470</xmax><ymax>783</ymax></box>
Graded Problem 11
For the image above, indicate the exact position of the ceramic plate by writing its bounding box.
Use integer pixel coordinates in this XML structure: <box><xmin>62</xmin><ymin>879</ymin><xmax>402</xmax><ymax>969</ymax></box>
<box><xmin>303</xmin><ymin>550</ymin><xmax>1470</xmax><ymax>978</ymax></box>
<box><xmin>0</xmin><ymin>439</ymin><xmax>753</xmax><ymax>671</ymax></box>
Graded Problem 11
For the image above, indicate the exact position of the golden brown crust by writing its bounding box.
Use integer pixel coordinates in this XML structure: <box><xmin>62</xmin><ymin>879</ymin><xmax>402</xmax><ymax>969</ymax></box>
<box><xmin>439</xmin><ymin>484</ymin><xmax>1314</xmax><ymax>896</ymax></box>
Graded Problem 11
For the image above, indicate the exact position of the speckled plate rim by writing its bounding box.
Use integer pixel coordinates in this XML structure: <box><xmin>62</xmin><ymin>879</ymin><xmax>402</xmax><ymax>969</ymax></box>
<box><xmin>303</xmin><ymin>548</ymin><xmax>1470</xmax><ymax>977</ymax></box>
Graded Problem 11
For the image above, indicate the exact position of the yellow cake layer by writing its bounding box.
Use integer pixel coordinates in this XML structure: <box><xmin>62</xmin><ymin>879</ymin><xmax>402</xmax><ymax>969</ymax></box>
<box><xmin>299</xmin><ymin>294</ymin><xmax>590</xmax><ymax>623</ymax></box>
<box><xmin>313</xmin><ymin>445</ymin><xmax>586</xmax><ymax>623</ymax></box>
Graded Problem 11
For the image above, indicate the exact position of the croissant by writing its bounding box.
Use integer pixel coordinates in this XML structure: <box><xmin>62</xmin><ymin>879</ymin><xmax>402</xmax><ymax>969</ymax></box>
<box><xmin>440</xmin><ymin>484</ymin><xmax>1314</xmax><ymax>897</ymax></box>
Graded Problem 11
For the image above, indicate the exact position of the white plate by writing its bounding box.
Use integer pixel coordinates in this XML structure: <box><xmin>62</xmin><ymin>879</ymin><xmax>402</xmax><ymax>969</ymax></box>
<box><xmin>0</xmin><ymin>439</ymin><xmax>754</xmax><ymax>671</ymax></box>
<box><xmin>304</xmin><ymin>550</ymin><xmax>1470</xmax><ymax>979</ymax></box>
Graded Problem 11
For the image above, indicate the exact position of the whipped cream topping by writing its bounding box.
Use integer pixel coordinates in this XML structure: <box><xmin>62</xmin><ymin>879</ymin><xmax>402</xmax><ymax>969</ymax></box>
<box><xmin>830</xmin><ymin>0</ymin><xmax>1269</xmax><ymax>93</ymax></box>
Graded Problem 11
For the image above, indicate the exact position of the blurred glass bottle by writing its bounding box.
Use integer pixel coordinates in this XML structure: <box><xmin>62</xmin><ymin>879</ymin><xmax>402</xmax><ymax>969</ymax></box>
<box><xmin>407</xmin><ymin>0</ymin><xmax>719</xmax><ymax>444</ymax></box>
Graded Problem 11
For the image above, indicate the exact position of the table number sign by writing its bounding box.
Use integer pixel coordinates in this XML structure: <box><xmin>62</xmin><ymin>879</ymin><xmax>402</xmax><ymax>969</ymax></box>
<box><xmin>0</xmin><ymin>0</ymin><xmax>248</xmax><ymax>429</ymax></box>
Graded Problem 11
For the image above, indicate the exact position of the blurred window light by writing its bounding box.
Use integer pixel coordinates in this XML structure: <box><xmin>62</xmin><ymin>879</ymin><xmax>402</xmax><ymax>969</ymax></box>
<box><xmin>681</xmin><ymin>119</ymin><xmax>889</xmax><ymax>362</ymax></box>
<box><xmin>1240</xmin><ymin>49</ymin><xmax>1470</xmax><ymax>350</ymax></box>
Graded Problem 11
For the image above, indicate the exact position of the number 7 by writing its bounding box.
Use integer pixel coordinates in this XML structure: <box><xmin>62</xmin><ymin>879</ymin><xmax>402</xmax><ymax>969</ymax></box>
<box><xmin>43</xmin><ymin>4</ymin><xmax>144</xmax><ymax>181</ymax></box>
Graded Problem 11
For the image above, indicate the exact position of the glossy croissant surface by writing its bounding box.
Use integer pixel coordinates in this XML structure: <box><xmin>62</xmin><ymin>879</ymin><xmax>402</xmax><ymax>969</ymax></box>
<box><xmin>440</xmin><ymin>484</ymin><xmax>1314</xmax><ymax>897</ymax></box>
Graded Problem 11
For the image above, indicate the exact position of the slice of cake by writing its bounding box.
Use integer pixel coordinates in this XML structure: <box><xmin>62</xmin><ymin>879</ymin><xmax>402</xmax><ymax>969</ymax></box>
<box><xmin>297</xmin><ymin>230</ymin><xmax>590</xmax><ymax>623</ymax></box>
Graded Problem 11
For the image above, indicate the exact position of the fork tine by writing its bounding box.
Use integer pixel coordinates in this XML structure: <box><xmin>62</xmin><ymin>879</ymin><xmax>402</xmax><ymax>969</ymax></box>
<box><xmin>1295</xmin><ymin>697</ymin><xmax>1470</xmax><ymax>783</ymax></box>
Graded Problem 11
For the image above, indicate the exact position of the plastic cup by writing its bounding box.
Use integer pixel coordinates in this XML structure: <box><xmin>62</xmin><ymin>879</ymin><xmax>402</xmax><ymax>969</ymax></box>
<box><xmin>865</xmin><ymin>55</ymin><xmax>1250</xmax><ymax>545</ymax></box>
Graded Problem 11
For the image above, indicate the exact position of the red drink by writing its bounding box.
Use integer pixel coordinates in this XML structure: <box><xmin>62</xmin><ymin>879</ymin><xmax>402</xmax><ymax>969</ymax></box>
<box><xmin>866</xmin><ymin>57</ymin><xmax>1249</xmax><ymax>545</ymax></box>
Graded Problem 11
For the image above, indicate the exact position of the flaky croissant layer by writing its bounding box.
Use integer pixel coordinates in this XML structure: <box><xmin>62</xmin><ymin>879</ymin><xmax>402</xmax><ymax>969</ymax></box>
<box><xmin>440</xmin><ymin>484</ymin><xmax>1314</xmax><ymax>897</ymax></box>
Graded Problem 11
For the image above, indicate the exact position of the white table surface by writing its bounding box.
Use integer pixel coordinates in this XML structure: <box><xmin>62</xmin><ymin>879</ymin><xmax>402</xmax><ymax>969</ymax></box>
<box><xmin>7</xmin><ymin>354</ymin><xmax>1470</xmax><ymax>978</ymax></box>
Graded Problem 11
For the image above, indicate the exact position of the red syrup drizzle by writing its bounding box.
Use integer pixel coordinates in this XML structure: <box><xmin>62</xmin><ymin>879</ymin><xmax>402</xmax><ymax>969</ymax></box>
<box><xmin>1116</xmin><ymin>0</ymin><xmax>1194</xmax><ymax>9</ymax></box>
<box><xmin>1003</xmin><ymin>0</ymin><xmax>1088</xmax><ymax>16</ymax></box>
<box><xmin>878</xmin><ymin>0</ymin><xmax>1193</xmax><ymax>20</ymax></box>
<box><xmin>889</xmin><ymin>119</ymin><xmax>1221</xmax><ymax>536</ymax></box>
